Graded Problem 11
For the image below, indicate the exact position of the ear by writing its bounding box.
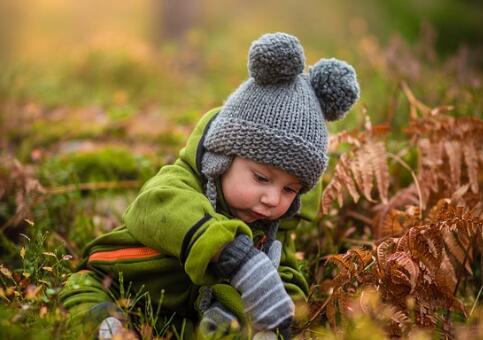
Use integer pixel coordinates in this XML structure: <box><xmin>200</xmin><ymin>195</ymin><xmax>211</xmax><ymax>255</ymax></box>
<box><xmin>309</xmin><ymin>58</ymin><xmax>360</xmax><ymax>121</ymax></box>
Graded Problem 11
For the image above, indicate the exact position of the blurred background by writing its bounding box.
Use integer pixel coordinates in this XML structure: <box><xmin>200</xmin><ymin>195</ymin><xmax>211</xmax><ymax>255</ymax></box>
<box><xmin>1</xmin><ymin>0</ymin><xmax>481</xmax><ymax>119</ymax></box>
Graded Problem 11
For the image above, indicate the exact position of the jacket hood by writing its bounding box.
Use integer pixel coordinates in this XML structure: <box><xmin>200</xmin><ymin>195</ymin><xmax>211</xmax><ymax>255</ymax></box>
<box><xmin>178</xmin><ymin>107</ymin><xmax>221</xmax><ymax>178</ymax></box>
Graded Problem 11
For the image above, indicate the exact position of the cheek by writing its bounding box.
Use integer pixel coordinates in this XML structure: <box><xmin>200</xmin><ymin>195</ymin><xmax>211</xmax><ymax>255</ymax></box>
<box><xmin>223</xmin><ymin>178</ymin><xmax>257</xmax><ymax>207</ymax></box>
<box><xmin>274</xmin><ymin>196</ymin><xmax>295</xmax><ymax>217</ymax></box>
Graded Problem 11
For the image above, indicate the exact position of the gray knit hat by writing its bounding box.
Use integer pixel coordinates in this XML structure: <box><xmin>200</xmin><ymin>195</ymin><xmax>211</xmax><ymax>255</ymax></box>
<box><xmin>202</xmin><ymin>32</ymin><xmax>359</xmax><ymax>211</ymax></box>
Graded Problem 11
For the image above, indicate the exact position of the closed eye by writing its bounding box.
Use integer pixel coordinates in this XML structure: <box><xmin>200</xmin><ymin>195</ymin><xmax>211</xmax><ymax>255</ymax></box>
<box><xmin>253</xmin><ymin>172</ymin><xmax>269</xmax><ymax>183</ymax></box>
<box><xmin>283</xmin><ymin>187</ymin><xmax>298</xmax><ymax>194</ymax></box>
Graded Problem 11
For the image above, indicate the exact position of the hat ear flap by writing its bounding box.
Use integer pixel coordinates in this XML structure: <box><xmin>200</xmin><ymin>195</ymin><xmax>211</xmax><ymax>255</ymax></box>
<box><xmin>309</xmin><ymin>58</ymin><xmax>360</xmax><ymax>121</ymax></box>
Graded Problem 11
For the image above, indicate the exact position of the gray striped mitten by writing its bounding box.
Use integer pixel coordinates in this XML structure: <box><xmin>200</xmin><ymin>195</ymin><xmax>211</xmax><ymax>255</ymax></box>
<box><xmin>216</xmin><ymin>235</ymin><xmax>294</xmax><ymax>331</ymax></box>
<box><xmin>199</xmin><ymin>301</ymin><xmax>240</xmax><ymax>337</ymax></box>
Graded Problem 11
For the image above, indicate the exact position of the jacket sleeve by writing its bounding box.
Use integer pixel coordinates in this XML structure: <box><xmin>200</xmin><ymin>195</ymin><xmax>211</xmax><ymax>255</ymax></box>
<box><xmin>123</xmin><ymin>158</ymin><xmax>252</xmax><ymax>286</ymax></box>
<box><xmin>277</xmin><ymin>230</ymin><xmax>309</xmax><ymax>300</ymax></box>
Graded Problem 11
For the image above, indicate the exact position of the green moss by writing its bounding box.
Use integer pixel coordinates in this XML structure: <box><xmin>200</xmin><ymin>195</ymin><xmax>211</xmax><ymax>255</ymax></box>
<box><xmin>40</xmin><ymin>147</ymin><xmax>157</xmax><ymax>185</ymax></box>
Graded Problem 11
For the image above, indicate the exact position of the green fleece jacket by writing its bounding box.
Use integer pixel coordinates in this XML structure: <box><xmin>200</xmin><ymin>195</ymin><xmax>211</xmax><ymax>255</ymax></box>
<box><xmin>62</xmin><ymin>107</ymin><xmax>321</xmax><ymax>323</ymax></box>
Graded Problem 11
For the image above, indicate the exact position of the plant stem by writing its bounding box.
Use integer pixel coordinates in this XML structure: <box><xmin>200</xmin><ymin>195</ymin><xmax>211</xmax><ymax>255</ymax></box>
<box><xmin>469</xmin><ymin>285</ymin><xmax>483</xmax><ymax>318</ymax></box>
<box><xmin>387</xmin><ymin>153</ymin><xmax>423</xmax><ymax>219</ymax></box>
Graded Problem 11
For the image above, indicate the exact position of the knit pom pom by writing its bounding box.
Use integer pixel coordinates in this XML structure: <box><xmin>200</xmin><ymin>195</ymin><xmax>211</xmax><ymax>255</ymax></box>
<box><xmin>309</xmin><ymin>58</ymin><xmax>360</xmax><ymax>121</ymax></box>
<box><xmin>248</xmin><ymin>33</ymin><xmax>305</xmax><ymax>85</ymax></box>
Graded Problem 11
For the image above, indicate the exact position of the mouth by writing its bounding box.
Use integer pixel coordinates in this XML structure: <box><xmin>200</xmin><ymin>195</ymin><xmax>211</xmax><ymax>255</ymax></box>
<box><xmin>249</xmin><ymin>210</ymin><xmax>269</xmax><ymax>220</ymax></box>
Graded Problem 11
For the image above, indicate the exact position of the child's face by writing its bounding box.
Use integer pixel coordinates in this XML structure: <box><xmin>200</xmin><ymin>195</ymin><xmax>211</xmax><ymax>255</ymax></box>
<box><xmin>221</xmin><ymin>157</ymin><xmax>302</xmax><ymax>223</ymax></box>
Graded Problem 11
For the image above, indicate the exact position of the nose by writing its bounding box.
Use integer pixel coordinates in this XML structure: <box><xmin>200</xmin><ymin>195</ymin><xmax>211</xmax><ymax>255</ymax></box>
<box><xmin>260</xmin><ymin>187</ymin><xmax>281</xmax><ymax>207</ymax></box>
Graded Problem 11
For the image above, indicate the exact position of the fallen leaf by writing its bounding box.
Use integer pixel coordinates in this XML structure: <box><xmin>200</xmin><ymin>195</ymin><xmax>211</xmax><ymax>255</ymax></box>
<box><xmin>42</xmin><ymin>252</ymin><xmax>57</xmax><ymax>258</ymax></box>
<box><xmin>0</xmin><ymin>265</ymin><xmax>12</xmax><ymax>279</ymax></box>
<box><xmin>39</xmin><ymin>306</ymin><xmax>48</xmax><ymax>318</ymax></box>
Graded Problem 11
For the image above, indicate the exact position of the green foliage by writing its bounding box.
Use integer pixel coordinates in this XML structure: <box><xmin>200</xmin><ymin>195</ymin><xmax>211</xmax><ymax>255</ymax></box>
<box><xmin>43</xmin><ymin>147</ymin><xmax>156</xmax><ymax>184</ymax></box>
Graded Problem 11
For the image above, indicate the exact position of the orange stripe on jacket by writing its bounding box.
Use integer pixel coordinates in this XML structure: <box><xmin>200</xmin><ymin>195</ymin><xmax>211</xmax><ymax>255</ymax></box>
<box><xmin>88</xmin><ymin>247</ymin><xmax>161</xmax><ymax>263</ymax></box>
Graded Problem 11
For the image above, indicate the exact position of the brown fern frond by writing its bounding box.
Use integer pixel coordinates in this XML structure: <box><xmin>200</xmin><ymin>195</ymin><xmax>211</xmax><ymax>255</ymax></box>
<box><xmin>348</xmin><ymin>247</ymin><xmax>373</xmax><ymax>268</ymax></box>
<box><xmin>321</xmin><ymin>177</ymin><xmax>344</xmax><ymax>214</ymax></box>
<box><xmin>441</xmin><ymin>226</ymin><xmax>473</xmax><ymax>275</ymax></box>
<box><xmin>352</xmin><ymin>145</ymin><xmax>376</xmax><ymax>202</ymax></box>
<box><xmin>376</xmin><ymin>238</ymin><xmax>398</xmax><ymax>276</ymax></box>
<box><xmin>367</xmin><ymin>142</ymin><xmax>390</xmax><ymax>204</ymax></box>
<box><xmin>417</xmin><ymin>138</ymin><xmax>444</xmax><ymax>195</ymax></box>
<box><xmin>326</xmin><ymin>254</ymin><xmax>352</xmax><ymax>273</ymax></box>
<box><xmin>378</xmin><ymin>210</ymin><xmax>408</xmax><ymax>239</ymax></box>
<box><xmin>402</xmin><ymin>89</ymin><xmax>483</xmax><ymax>209</ymax></box>
<box><xmin>387</xmin><ymin>308</ymin><xmax>411</xmax><ymax>337</ymax></box>
<box><xmin>408</xmin><ymin>226</ymin><xmax>444</xmax><ymax>275</ymax></box>
<box><xmin>384</xmin><ymin>251</ymin><xmax>419</xmax><ymax>294</ymax></box>
<box><xmin>444</xmin><ymin>140</ymin><xmax>462</xmax><ymax>188</ymax></box>
<box><xmin>463</xmin><ymin>139</ymin><xmax>479</xmax><ymax>194</ymax></box>
<box><xmin>338</xmin><ymin>154</ymin><xmax>361</xmax><ymax>204</ymax></box>
<box><xmin>321</xmin><ymin>116</ymin><xmax>392</xmax><ymax>214</ymax></box>
<box><xmin>372</xmin><ymin>185</ymin><xmax>420</xmax><ymax>238</ymax></box>
<box><xmin>434</xmin><ymin>251</ymin><xmax>458</xmax><ymax>295</ymax></box>
<box><xmin>427</xmin><ymin>199</ymin><xmax>483</xmax><ymax>275</ymax></box>
<box><xmin>328</xmin><ymin>130</ymin><xmax>361</xmax><ymax>151</ymax></box>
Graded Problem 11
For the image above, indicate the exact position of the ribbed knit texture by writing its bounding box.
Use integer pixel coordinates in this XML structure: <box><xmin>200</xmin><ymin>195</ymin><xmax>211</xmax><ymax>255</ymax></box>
<box><xmin>231</xmin><ymin>252</ymin><xmax>295</xmax><ymax>330</ymax></box>
<box><xmin>98</xmin><ymin>317</ymin><xmax>124</xmax><ymax>340</ymax></box>
<box><xmin>203</xmin><ymin>32</ymin><xmax>360</xmax><ymax>192</ymax></box>
<box><xmin>200</xmin><ymin>151</ymin><xmax>233</xmax><ymax>209</ymax></box>
<box><xmin>216</xmin><ymin>234</ymin><xmax>258</xmax><ymax>280</ymax></box>
<box><xmin>200</xmin><ymin>301</ymin><xmax>240</xmax><ymax>336</ymax></box>
<box><xmin>204</xmin><ymin>75</ymin><xmax>328</xmax><ymax>192</ymax></box>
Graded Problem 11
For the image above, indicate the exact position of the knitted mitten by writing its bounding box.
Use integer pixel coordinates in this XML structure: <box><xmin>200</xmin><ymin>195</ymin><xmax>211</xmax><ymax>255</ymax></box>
<box><xmin>98</xmin><ymin>317</ymin><xmax>124</xmax><ymax>340</ymax></box>
<box><xmin>198</xmin><ymin>286</ymin><xmax>240</xmax><ymax>338</ymax></box>
<box><xmin>265</xmin><ymin>239</ymin><xmax>282</xmax><ymax>269</ymax></box>
<box><xmin>200</xmin><ymin>301</ymin><xmax>241</xmax><ymax>337</ymax></box>
<box><xmin>216</xmin><ymin>235</ymin><xmax>294</xmax><ymax>331</ymax></box>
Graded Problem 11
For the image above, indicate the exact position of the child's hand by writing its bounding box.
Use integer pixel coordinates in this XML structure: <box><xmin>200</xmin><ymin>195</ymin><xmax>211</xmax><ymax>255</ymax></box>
<box><xmin>233</xmin><ymin>250</ymin><xmax>294</xmax><ymax>331</ymax></box>
<box><xmin>264</xmin><ymin>239</ymin><xmax>282</xmax><ymax>268</ymax></box>
<box><xmin>216</xmin><ymin>235</ymin><xmax>294</xmax><ymax>331</ymax></box>
<box><xmin>199</xmin><ymin>301</ymin><xmax>240</xmax><ymax>337</ymax></box>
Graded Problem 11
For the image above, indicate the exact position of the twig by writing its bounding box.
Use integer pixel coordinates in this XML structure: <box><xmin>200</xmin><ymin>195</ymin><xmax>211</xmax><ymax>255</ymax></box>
<box><xmin>387</xmin><ymin>153</ymin><xmax>423</xmax><ymax>219</ymax></box>
<box><xmin>303</xmin><ymin>293</ymin><xmax>332</xmax><ymax>329</ymax></box>
<box><xmin>401</xmin><ymin>81</ymin><xmax>431</xmax><ymax>118</ymax></box>
<box><xmin>45</xmin><ymin>180</ymin><xmax>140</xmax><ymax>195</ymax></box>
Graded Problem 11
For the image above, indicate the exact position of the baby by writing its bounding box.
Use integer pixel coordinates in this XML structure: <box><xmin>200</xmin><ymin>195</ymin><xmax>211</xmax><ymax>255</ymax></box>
<box><xmin>60</xmin><ymin>32</ymin><xmax>359</xmax><ymax>339</ymax></box>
